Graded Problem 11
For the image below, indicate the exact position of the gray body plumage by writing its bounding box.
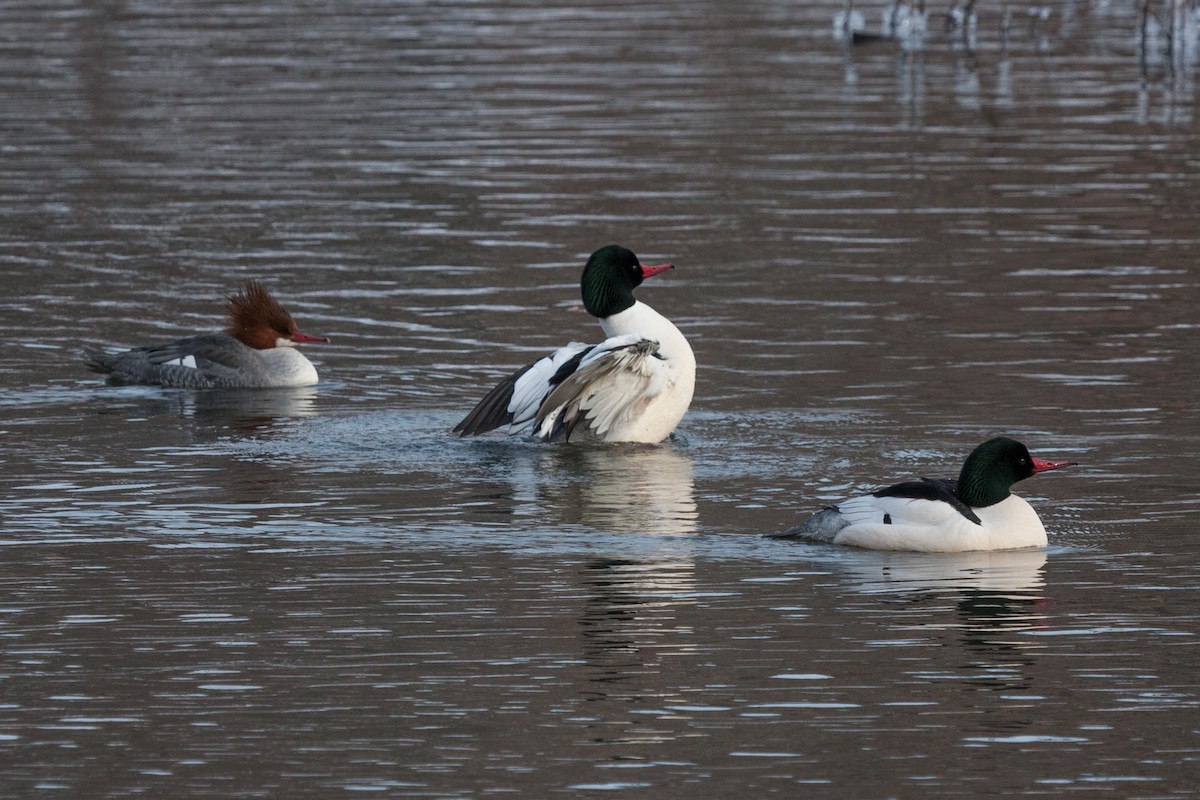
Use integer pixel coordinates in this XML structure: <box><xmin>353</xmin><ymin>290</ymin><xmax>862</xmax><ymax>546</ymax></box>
<box><xmin>84</xmin><ymin>333</ymin><xmax>315</xmax><ymax>389</ymax></box>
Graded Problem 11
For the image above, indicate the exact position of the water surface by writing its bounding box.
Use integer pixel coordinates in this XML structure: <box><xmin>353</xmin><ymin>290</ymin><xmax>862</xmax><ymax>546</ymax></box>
<box><xmin>2</xmin><ymin>0</ymin><xmax>1199</xmax><ymax>796</ymax></box>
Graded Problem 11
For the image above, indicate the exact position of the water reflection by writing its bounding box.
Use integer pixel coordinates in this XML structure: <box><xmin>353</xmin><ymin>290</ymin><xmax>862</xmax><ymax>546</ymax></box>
<box><xmin>2</xmin><ymin>0</ymin><xmax>1199</xmax><ymax>793</ymax></box>
<box><xmin>841</xmin><ymin>549</ymin><xmax>1048</xmax><ymax>689</ymax></box>
<box><xmin>463</xmin><ymin>442</ymin><xmax>698</xmax><ymax>537</ymax></box>
<box><xmin>578</xmin><ymin>558</ymin><xmax>697</xmax><ymax>702</ymax></box>
<box><xmin>896</xmin><ymin>50</ymin><xmax>927</xmax><ymax>127</ymax></box>
<box><xmin>835</xmin><ymin>3</ymin><xmax>1200</xmax><ymax>129</ymax></box>
<box><xmin>955</xmin><ymin>586</ymin><xmax>1046</xmax><ymax>664</ymax></box>
<box><xmin>572</xmin><ymin>446</ymin><xmax>697</xmax><ymax>537</ymax></box>
<box><xmin>170</xmin><ymin>387</ymin><xmax>320</xmax><ymax>430</ymax></box>
<box><xmin>841</xmin><ymin>548</ymin><xmax>1047</xmax><ymax>595</ymax></box>
<box><xmin>567</xmin><ymin>451</ymin><xmax>700</xmax><ymax>709</ymax></box>
<box><xmin>88</xmin><ymin>386</ymin><xmax>320</xmax><ymax>434</ymax></box>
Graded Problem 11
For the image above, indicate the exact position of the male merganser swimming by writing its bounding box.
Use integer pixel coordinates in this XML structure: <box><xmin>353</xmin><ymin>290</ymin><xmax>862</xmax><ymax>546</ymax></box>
<box><xmin>454</xmin><ymin>245</ymin><xmax>695</xmax><ymax>443</ymax></box>
<box><xmin>770</xmin><ymin>437</ymin><xmax>1075</xmax><ymax>552</ymax></box>
<box><xmin>83</xmin><ymin>281</ymin><xmax>329</xmax><ymax>388</ymax></box>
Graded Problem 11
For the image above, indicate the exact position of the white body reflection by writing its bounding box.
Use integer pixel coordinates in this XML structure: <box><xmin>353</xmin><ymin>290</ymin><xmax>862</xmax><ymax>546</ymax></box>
<box><xmin>834</xmin><ymin>548</ymin><xmax>1049</xmax><ymax>685</ymax></box>
<box><xmin>470</xmin><ymin>442</ymin><xmax>697</xmax><ymax>541</ymax></box>
<box><xmin>96</xmin><ymin>385</ymin><xmax>319</xmax><ymax>423</ymax></box>
<box><xmin>174</xmin><ymin>386</ymin><xmax>321</xmax><ymax>426</ymax></box>
<box><xmin>839</xmin><ymin>547</ymin><xmax>1047</xmax><ymax>595</ymax></box>
<box><xmin>573</xmin><ymin>445</ymin><xmax>698</xmax><ymax>536</ymax></box>
<box><xmin>564</xmin><ymin>446</ymin><xmax>700</xmax><ymax>703</ymax></box>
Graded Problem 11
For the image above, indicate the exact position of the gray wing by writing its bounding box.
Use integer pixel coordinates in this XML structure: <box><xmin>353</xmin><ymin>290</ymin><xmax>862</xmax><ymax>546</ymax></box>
<box><xmin>84</xmin><ymin>334</ymin><xmax>262</xmax><ymax>388</ymax></box>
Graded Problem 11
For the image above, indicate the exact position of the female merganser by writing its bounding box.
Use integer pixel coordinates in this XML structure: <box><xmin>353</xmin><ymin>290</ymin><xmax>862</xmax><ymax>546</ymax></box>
<box><xmin>83</xmin><ymin>281</ymin><xmax>329</xmax><ymax>388</ymax></box>
<box><xmin>454</xmin><ymin>245</ymin><xmax>695</xmax><ymax>443</ymax></box>
<box><xmin>770</xmin><ymin>437</ymin><xmax>1075</xmax><ymax>552</ymax></box>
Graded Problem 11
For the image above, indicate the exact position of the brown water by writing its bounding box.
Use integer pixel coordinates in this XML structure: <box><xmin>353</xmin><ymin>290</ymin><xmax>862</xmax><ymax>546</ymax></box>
<box><xmin>2</xmin><ymin>0</ymin><xmax>1200</xmax><ymax>797</ymax></box>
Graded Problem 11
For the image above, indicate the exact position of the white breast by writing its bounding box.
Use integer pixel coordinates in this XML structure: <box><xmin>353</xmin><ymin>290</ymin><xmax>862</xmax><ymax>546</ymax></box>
<box><xmin>257</xmin><ymin>348</ymin><xmax>320</xmax><ymax>387</ymax></box>
<box><xmin>975</xmin><ymin>495</ymin><xmax>1048</xmax><ymax>550</ymax></box>
<box><xmin>596</xmin><ymin>302</ymin><xmax>695</xmax><ymax>442</ymax></box>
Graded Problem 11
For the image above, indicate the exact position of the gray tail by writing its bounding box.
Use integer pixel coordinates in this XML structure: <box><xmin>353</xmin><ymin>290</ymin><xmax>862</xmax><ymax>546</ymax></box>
<box><xmin>767</xmin><ymin>506</ymin><xmax>847</xmax><ymax>543</ymax></box>
<box><xmin>82</xmin><ymin>346</ymin><xmax>116</xmax><ymax>376</ymax></box>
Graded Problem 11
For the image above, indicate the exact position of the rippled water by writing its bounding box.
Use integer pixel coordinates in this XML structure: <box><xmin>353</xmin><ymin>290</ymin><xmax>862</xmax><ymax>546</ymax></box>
<box><xmin>2</xmin><ymin>0</ymin><xmax>1199</xmax><ymax>796</ymax></box>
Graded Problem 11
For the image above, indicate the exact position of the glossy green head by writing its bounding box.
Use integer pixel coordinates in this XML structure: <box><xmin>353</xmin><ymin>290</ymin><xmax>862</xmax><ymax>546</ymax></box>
<box><xmin>955</xmin><ymin>436</ymin><xmax>1074</xmax><ymax>507</ymax></box>
<box><xmin>580</xmin><ymin>245</ymin><xmax>673</xmax><ymax>318</ymax></box>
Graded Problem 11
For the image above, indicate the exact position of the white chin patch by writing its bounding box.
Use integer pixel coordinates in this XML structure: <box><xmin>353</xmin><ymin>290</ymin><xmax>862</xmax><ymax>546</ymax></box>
<box><xmin>165</xmin><ymin>355</ymin><xmax>198</xmax><ymax>369</ymax></box>
<box><xmin>276</xmin><ymin>337</ymin><xmax>296</xmax><ymax>348</ymax></box>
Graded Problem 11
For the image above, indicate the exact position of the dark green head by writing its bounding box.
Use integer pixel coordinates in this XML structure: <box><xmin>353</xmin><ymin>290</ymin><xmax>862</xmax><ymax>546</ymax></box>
<box><xmin>580</xmin><ymin>245</ymin><xmax>674</xmax><ymax>318</ymax></box>
<box><xmin>955</xmin><ymin>436</ymin><xmax>1075</xmax><ymax>508</ymax></box>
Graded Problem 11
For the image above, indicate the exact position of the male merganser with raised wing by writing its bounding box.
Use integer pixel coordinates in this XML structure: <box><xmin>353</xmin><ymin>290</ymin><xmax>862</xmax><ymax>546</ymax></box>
<box><xmin>770</xmin><ymin>437</ymin><xmax>1075</xmax><ymax>552</ymax></box>
<box><xmin>454</xmin><ymin>245</ymin><xmax>695</xmax><ymax>443</ymax></box>
<box><xmin>83</xmin><ymin>281</ymin><xmax>329</xmax><ymax>388</ymax></box>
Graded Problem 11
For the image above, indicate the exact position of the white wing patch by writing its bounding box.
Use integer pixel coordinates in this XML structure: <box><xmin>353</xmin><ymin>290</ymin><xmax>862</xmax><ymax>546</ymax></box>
<box><xmin>534</xmin><ymin>335</ymin><xmax>664</xmax><ymax>440</ymax></box>
<box><xmin>505</xmin><ymin>342</ymin><xmax>593</xmax><ymax>433</ymax></box>
<box><xmin>162</xmin><ymin>354</ymin><xmax>198</xmax><ymax>369</ymax></box>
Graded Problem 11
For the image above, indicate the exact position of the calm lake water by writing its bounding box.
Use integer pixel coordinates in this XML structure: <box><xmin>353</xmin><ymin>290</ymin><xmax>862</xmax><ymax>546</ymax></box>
<box><xmin>2</xmin><ymin>0</ymin><xmax>1199</xmax><ymax>796</ymax></box>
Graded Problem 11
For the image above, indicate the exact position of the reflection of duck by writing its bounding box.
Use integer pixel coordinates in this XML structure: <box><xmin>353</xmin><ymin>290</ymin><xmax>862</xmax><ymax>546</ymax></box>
<box><xmin>106</xmin><ymin>385</ymin><xmax>318</xmax><ymax>428</ymax></box>
<box><xmin>571</xmin><ymin>449</ymin><xmax>699</xmax><ymax>699</ymax></box>
<box><xmin>454</xmin><ymin>442</ymin><xmax>697</xmax><ymax>540</ymax></box>
<box><xmin>773</xmin><ymin>438</ymin><xmax>1075</xmax><ymax>552</ymax></box>
<box><xmin>954</xmin><ymin>586</ymin><xmax>1046</xmax><ymax>690</ymax></box>
<box><xmin>839</xmin><ymin>547</ymin><xmax>1047</xmax><ymax>594</ymax></box>
<box><xmin>84</xmin><ymin>281</ymin><xmax>328</xmax><ymax>388</ymax></box>
<box><xmin>173</xmin><ymin>386</ymin><xmax>320</xmax><ymax>432</ymax></box>
<box><xmin>578</xmin><ymin>557</ymin><xmax>697</xmax><ymax>699</ymax></box>
<box><xmin>841</xmin><ymin>548</ymin><xmax>1048</xmax><ymax>687</ymax></box>
<box><xmin>574</xmin><ymin>446</ymin><xmax>697</xmax><ymax>536</ymax></box>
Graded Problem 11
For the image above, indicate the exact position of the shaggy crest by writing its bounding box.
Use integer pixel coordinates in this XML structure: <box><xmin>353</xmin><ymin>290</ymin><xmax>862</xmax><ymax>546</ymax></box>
<box><xmin>224</xmin><ymin>281</ymin><xmax>298</xmax><ymax>349</ymax></box>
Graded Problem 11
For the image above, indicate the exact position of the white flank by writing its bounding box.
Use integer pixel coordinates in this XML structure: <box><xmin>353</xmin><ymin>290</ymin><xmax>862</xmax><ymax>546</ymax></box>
<box><xmin>833</xmin><ymin>494</ymin><xmax>1048</xmax><ymax>552</ymax></box>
